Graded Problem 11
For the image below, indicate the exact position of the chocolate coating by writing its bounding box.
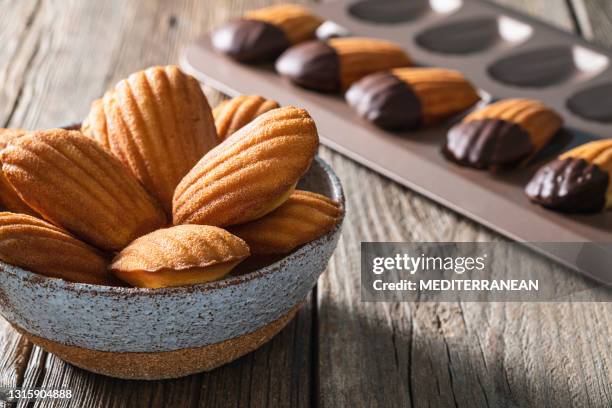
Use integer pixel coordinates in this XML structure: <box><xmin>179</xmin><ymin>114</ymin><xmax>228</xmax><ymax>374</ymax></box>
<box><xmin>444</xmin><ymin>119</ymin><xmax>533</xmax><ymax>169</ymax></box>
<box><xmin>525</xmin><ymin>158</ymin><xmax>609</xmax><ymax>213</ymax></box>
<box><xmin>275</xmin><ymin>41</ymin><xmax>340</xmax><ymax>92</ymax></box>
<box><xmin>346</xmin><ymin>72</ymin><xmax>421</xmax><ymax>130</ymax></box>
<box><xmin>212</xmin><ymin>19</ymin><xmax>290</xmax><ymax>63</ymax></box>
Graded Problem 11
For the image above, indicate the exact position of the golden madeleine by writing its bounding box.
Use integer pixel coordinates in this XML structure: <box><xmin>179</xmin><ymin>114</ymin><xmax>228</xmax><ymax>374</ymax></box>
<box><xmin>110</xmin><ymin>224</ymin><xmax>250</xmax><ymax>288</ymax></box>
<box><xmin>1</xmin><ymin>129</ymin><xmax>166</xmax><ymax>251</ymax></box>
<box><xmin>173</xmin><ymin>106</ymin><xmax>319</xmax><ymax>227</ymax></box>
<box><xmin>97</xmin><ymin>65</ymin><xmax>217</xmax><ymax>213</ymax></box>
<box><xmin>213</xmin><ymin>95</ymin><xmax>279</xmax><ymax>141</ymax></box>
<box><xmin>0</xmin><ymin>128</ymin><xmax>27</xmax><ymax>145</ymax></box>
<box><xmin>0</xmin><ymin>212</ymin><xmax>111</xmax><ymax>285</ymax></box>
<box><xmin>81</xmin><ymin>97</ymin><xmax>111</xmax><ymax>150</ymax></box>
<box><xmin>230</xmin><ymin>190</ymin><xmax>342</xmax><ymax>254</ymax></box>
<box><xmin>0</xmin><ymin>128</ymin><xmax>35</xmax><ymax>215</ymax></box>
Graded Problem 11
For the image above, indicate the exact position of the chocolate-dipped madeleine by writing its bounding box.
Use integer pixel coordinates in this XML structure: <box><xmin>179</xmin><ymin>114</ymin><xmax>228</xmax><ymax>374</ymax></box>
<box><xmin>346</xmin><ymin>68</ymin><xmax>480</xmax><ymax>130</ymax></box>
<box><xmin>275</xmin><ymin>37</ymin><xmax>412</xmax><ymax>93</ymax></box>
<box><xmin>212</xmin><ymin>4</ymin><xmax>322</xmax><ymax>63</ymax></box>
<box><xmin>526</xmin><ymin>139</ymin><xmax>612</xmax><ymax>213</ymax></box>
<box><xmin>443</xmin><ymin>99</ymin><xmax>562</xmax><ymax>170</ymax></box>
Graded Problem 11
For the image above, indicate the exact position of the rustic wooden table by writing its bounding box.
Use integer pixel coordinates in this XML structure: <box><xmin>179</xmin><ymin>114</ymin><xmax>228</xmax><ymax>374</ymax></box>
<box><xmin>0</xmin><ymin>0</ymin><xmax>611</xmax><ymax>407</ymax></box>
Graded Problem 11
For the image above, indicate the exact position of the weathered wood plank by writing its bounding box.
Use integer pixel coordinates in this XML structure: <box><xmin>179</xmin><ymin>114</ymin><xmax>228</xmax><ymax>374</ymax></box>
<box><xmin>0</xmin><ymin>2</ymin><xmax>44</xmax><ymax>407</ymax></box>
<box><xmin>196</xmin><ymin>296</ymin><xmax>313</xmax><ymax>408</ymax></box>
<box><xmin>314</xmin><ymin>0</ymin><xmax>612</xmax><ymax>406</ymax></box>
<box><xmin>493</xmin><ymin>0</ymin><xmax>575</xmax><ymax>30</ymax></box>
<box><xmin>0</xmin><ymin>318</ymin><xmax>31</xmax><ymax>407</ymax></box>
<box><xmin>0</xmin><ymin>1</ymin><xmax>314</xmax><ymax>407</ymax></box>
<box><xmin>569</xmin><ymin>0</ymin><xmax>612</xmax><ymax>44</ymax></box>
<box><xmin>0</xmin><ymin>0</ymin><xmax>42</xmax><ymax>127</ymax></box>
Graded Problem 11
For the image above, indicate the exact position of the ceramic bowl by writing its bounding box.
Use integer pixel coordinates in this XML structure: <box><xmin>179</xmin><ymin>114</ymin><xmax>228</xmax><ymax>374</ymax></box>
<box><xmin>0</xmin><ymin>156</ymin><xmax>344</xmax><ymax>380</ymax></box>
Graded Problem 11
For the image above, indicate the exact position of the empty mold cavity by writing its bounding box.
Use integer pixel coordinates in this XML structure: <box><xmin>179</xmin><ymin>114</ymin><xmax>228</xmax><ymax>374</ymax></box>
<box><xmin>416</xmin><ymin>16</ymin><xmax>531</xmax><ymax>55</ymax></box>
<box><xmin>488</xmin><ymin>45</ymin><xmax>609</xmax><ymax>88</ymax></box>
<box><xmin>348</xmin><ymin>0</ymin><xmax>461</xmax><ymax>24</ymax></box>
<box><xmin>567</xmin><ymin>83</ymin><xmax>612</xmax><ymax>123</ymax></box>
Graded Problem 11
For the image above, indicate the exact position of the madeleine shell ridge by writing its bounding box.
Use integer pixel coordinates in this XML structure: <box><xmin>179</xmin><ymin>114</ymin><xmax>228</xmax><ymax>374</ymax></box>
<box><xmin>0</xmin><ymin>212</ymin><xmax>111</xmax><ymax>285</ymax></box>
<box><xmin>82</xmin><ymin>97</ymin><xmax>112</xmax><ymax>150</ymax></box>
<box><xmin>0</xmin><ymin>128</ymin><xmax>36</xmax><ymax>215</ymax></box>
<box><xmin>0</xmin><ymin>129</ymin><xmax>27</xmax><ymax>147</ymax></box>
<box><xmin>173</xmin><ymin>106</ymin><xmax>319</xmax><ymax>227</ymax></box>
<box><xmin>230</xmin><ymin>190</ymin><xmax>342</xmax><ymax>255</ymax></box>
<box><xmin>213</xmin><ymin>95</ymin><xmax>280</xmax><ymax>142</ymax></box>
<box><xmin>110</xmin><ymin>224</ymin><xmax>250</xmax><ymax>288</ymax></box>
<box><xmin>1</xmin><ymin>129</ymin><xmax>166</xmax><ymax>251</ymax></box>
<box><xmin>103</xmin><ymin>65</ymin><xmax>217</xmax><ymax>213</ymax></box>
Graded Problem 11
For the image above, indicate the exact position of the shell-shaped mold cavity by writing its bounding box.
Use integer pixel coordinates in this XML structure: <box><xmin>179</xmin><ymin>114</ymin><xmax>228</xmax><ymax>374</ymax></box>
<box><xmin>348</xmin><ymin>0</ymin><xmax>462</xmax><ymax>24</ymax></box>
<box><xmin>567</xmin><ymin>83</ymin><xmax>612</xmax><ymax>123</ymax></box>
<box><xmin>416</xmin><ymin>16</ymin><xmax>532</xmax><ymax>55</ymax></box>
<box><xmin>488</xmin><ymin>46</ymin><xmax>609</xmax><ymax>88</ymax></box>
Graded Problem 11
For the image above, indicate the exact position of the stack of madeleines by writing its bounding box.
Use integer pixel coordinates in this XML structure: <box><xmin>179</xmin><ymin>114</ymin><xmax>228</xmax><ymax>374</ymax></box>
<box><xmin>0</xmin><ymin>66</ymin><xmax>342</xmax><ymax>288</ymax></box>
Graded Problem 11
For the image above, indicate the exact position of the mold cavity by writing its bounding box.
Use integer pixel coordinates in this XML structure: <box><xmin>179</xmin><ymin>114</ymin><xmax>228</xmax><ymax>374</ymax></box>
<box><xmin>567</xmin><ymin>83</ymin><xmax>612</xmax><ymax>123</ymax></box>
<box><xmin>488</xmin><ymin>46</ymin><xmax>609</xmax><ymax>88</ymax></box>
<box><xmin>348</xmin><ymin>0</ymin><xmax>430</xmax><ymax>24</ymax></box>
<box><xmin>416</xmin><ymin>17</ymin><xmax>499</xmax><ymax>54</ymax></box>
<box><xmin>415</xmin><ymin>15</ymin><xmax>531</xmax><ymax>55</ymax></box>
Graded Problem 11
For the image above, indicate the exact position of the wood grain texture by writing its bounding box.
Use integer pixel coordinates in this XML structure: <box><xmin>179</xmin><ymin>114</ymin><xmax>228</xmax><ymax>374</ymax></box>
<box><xmin>569</xmin><ymin>0</ymin><xmax>612</xmax><ymax>44</ymax></box>
<box><xmin>493</xmin><ymin>0</ymin><xmax>575</xmax><ymax>30</ymax></box>
<box><xmin>315</xmin><ymin>0</ymin><xmax>612</xmax><ymax>407</ymax></box>
<box><xmin>0</xmin><ymin>0</ymin><xmax>611</xmax><ymax>407</ymax></box>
